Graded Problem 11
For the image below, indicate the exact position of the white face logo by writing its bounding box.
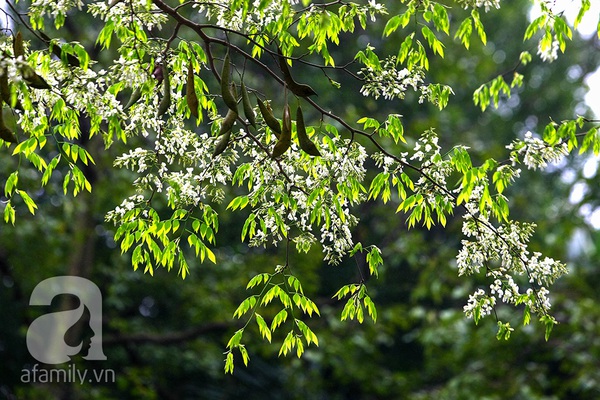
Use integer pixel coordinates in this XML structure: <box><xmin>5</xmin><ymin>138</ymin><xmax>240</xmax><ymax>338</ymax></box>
<box><xmin>26</xmin><ymin>276</ymin><xmax>107</xmax><ymax>364</ymax></box>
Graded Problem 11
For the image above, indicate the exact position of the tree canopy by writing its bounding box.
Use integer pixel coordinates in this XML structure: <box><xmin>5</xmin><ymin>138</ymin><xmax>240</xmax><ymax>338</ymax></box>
<box><xmin>2</xmin><ymin>0</ymin><xmax>600</xmax><ymax>397</ymax></box>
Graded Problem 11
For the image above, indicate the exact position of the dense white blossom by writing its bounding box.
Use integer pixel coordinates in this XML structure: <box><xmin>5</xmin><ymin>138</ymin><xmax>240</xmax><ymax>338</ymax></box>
<box><xmin>507</xmin><ymin>131</ymin><xmax>569</xmax><ymax>170</ymax></box>
<box><xmin>359</xmin><ymin>58</ymin><xmax>424</xmax><ymax>100</ymax></box>
<box><xmin>456</xmin><ymin>0</ymin><xmax>501</xmax><ymax>12</ymax></box>
<box><xmin>537</xmin><ymin>37</ymin><xmax>560</xmax><ymax>63</ymax></box>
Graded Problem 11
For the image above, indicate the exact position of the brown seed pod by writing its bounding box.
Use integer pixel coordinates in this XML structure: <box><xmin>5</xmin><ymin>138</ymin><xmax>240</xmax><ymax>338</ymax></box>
<box><xmin>219</xmin><ymin>108</ymin><xmax>238</xmax><ymax>137</ymax></box>
<box><xmin>277</xmin><ymin>46</ymin><xmax>317</xmax><ymax>98</ymax></box>
<box><xmin>20</xmin><ymin>65</ymin><xmax>51</xmax><ymax>90</ymax></box>
<box><xmin>221</xmin><ymin>52</ymin><xmax>238</xmax><ymax>112</ymax></box>
<box><xmin>241</xmin><ymin>80</ymin><xmax>256</xmax><ymax>128</ymax></box>
<box><xmin>271</xmin><ymin>104</ymin><xmax>292</xmax><ymax>158</ymax></box>
<box><xmin>256</xmin><ymin>96</ymin><xmax>281</xmax><ymax>138</ymax></box>
<box><xmin>296</xmin><ymin>105</ymin><xmax>321</xmax><ymax>156</ymax></box>
<box><xmin>152</xmin><ymin>61</ymin><xmax>164</xmax><ymax>83</ymax></box>
<box><xmin>156</xmin><ymin>64</ymin><xmax>171</xmax><ymax>118</ymax></box>
<box><xmin>123</xmin><ymin>87</ymin><xmax>142</xmax><ymax>110</ymax></box>
<box><xmin>212</xmin><ymin>128</ymin><xmax>232</xmax><ymax>157</ymax></box>
<box><xmin>0</xmin><ymin>74</ymin><xmax>23</xmax><ymax>110</ymax></box>
<box><xmin>50</xmin><ymin>42</ymin><xmax>81</xmax><ymax>68</ymax></box>
<box><xmin>0</xmin><ymin>103</ymin><xmax>18</xmax><ymax>143</ymax></box>
<box><xmin>13</xmin><ymin>31</ymin><xmax>25</xmax><ymax>58</ymax></box>
<box><xmin>38</xmin><ymin>31</ymin><xmax>80</xmax><ymax>67</ymax></box>
<box><xmin>186</xmin><ymin>62</ymin><xmax>199</xmax><ymax>119</ymax></box>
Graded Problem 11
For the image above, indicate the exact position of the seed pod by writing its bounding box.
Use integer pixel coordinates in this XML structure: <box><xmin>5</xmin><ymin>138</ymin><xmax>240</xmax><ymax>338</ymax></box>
<box><xmin>256</xmin><ymin>96</ymin><xmax>281</xmax><ymax>138</ymax></box>
<box><xmin>123</xmin><ymin>87</ymin><xmax>142</xmax><ymax>110</ymax></box>
<box><xmin>290</xmin><ymin>82</ymin><xmax>318</xmax><ymax>98</ymax></box>
<box><xmin>0</xmin><ymin>75</ymin><xmax>10</xmax><ymax>104</ymax></box>
<box><xmin>152</xmin><ymin>61</ymin><xmax>164</xmax><ymax>83</ymax></box>
<box><xmin>0</xmin><ymin>74</ymin><xmax>23</xmax><ymax>110</ymax></box>
<box><xmin>186</xmin><ymin>62</ymin><xmax>199</xmax><ymax>119</ymax></box>
<box><xmin>37</xmin><ymin>32</ymin><xmax>80</xmax><ymax>67</ymax></box>
<box><xmin>212</xmin><ymin>129</ymin><xmax>232</xmax><ymax>157</ymax></box>
<box><xmin>221</xmin><ymin>52</ymin><xmax>238</xmax><ymax>112</ymax></box>
<box><xmin>219</xmin><ymin>108</ymin><xmax>237</xmax><ymax>136</ymax></box>
<box><xmin>13</xmin><ymin>31</ymin><xmax>25</xmax><ymax>58</ymax></box>
<box><xmin>20</xmin><ymin>65</ymin><xmax>50</xmax><ymax>90</ymax></box>
<box><xmin>296</xmin><ymin>105</ymin><xmax>321</xmax><ymax>156</ymax></box>
<box><xmin>0</xmin><ymin>104</ymin><xmax>17</xmax><ymax>143</ymax></box>
<box><xmin>50</xmin><ymin>42</ymin><xmax>81</xmax><ymax>68</ymax></box>
<box><xmin>240</xmin><ymin>80</ymin><xmax>256</xmax><ymax>128</ymax></box>
<box><xmin>156</xmin><ymin>65</ymin><xmax>171</xmax><ymax>118</ymax></box>
<box><xmin>230</xmin><ymin>81</ymin><xmax>238</xmax><ymax>99</ymax></box>
<box><xmin>277</xmin><ymin>47</ymin><xmax>317</xmax><ymax>98</ymax></box>
<box><xmin>271</xmin><ymin>104</ymin><xmax>292</xmax><ymax>158</ymax></box>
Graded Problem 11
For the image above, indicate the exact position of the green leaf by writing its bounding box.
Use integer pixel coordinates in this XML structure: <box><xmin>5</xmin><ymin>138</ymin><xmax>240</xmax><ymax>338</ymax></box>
<box><xmin>573</xmin><ymin>0</ymin><xmax>591</xmax><ymax>29</ymax></box>
<box><xmin>246</xmin><ymin>273</ymin><xmax>270</xmax><ymax>289</ymax></box>
<box><xmin>271</xmin><ymin>309</ymin><xmax>288</xmax><ymax>331</ymax></box>
<box><xmin>226</xmin><ymin>328</ymin><xmax>244</xmax><ymax>348</ymax></box>
<box><xmin>18</xmin><ymin>190</ymin><xmax>38</xmax><ymax>215</ymax></box>
<box><xmin>524</xmin><ymin>15</ymin><xmax>547</xmax><ymax>41</ymax></box>
<box><xmin>224</xmin><ymin>352</ymin><xmax>234</xmax><ymax>374</ymax></box>
<box><xmin>470</xmin><ymin>10</ymin><xmax>487</xmax><ymax>45</ymax></box>
<box><xmin>255</xmin><ymin>314</ymin><xmax>272</xmax><ymax>343</ymax></box>
<box><xmin>455</xmin><ymin>17</ymin><xmax>473</xmax><ymax>49</ymax></box>
<box><xmin>3</xmin><ymin>201</ymin><xmax>15</xmax><ymax>225</ymax></box>
<box><xmin>4</xmin><ymin>171</ymin><xmax>18</xmax><ymax>197</ymax></box>
<box><xmin>279</xmin><ymin>330</ymin><xmax>296</xmax><ymax>357</ymax></box>
<box><xmin>383</xmin><ymin>15</ymin><xmax>402</xmax><ymax>37</ymax></box>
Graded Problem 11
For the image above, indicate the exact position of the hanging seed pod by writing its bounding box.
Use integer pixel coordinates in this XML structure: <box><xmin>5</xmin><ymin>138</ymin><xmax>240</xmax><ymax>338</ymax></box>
<box><xmin>152</xmin><ymin>61</ymin><xmax>164</xmax><ymax>83</ymax></box>
<box><xmin>221</xmin><ymin>51</ymin><xmax>238</xmax><ymax>112</ymax></box>
<box><xmin>186</xmin><ymin>61</ymin><xmax>199</xmax><ymax>119</ymax></box>
<box><xmin>219</xmin><ymin>108</ymin><xmax>237</xmax><ymax>136</ymax></box>
<box><xmin>240</xmin><ymin>80</ymin><xmax>256</xmax><ymax>128</ymax></box>
<box><xmin>0</xmin><ymin>74</ymin><xmax>23</xmax><ymax>110</ymax></box>
<box><xmin>123</xmin><ymin>87</ymin><xmax>142</xmax><ymax>110</ymax></box>
<box><xmin>212</xmin><ymin>129</ymin><xmax>232</xmax><ymax>157</ymax></box>
<box><xmin>296</xmin><ymin>105</ymin><xmax>321</xmax><ymax>156</ymax></box>
<box><xmin>0</xmin><ymin>103</ymin><xmax>18</xmax><ymax>143</ymax></box>
<box><xmin>271</xmin><ymin>104</ymin><xmax>292</xmax><ymax>158</ymax></box>
<box><xmin>38</xmin><ymin>31</ymin><xmax>80</xmax><ymax>67</ymax></box>
<box><xmin>156</xmin><ymin>64</ymin><xmax>171</xmax><ymax>118</ymax></box>
<box><xmin>50</xmin><ymin>43</ymin><xmax>81</xmax><ymax>68</ymax></box>
<box><xmin>230</xmin><ymin>81</ymin><xmax>237</xmax><ymax>98</ymax></box>
<box><xmin>277</xmin><ymin>46</ymin><xmax>317</xmax><ymax>98</ymax></box>
<box><xmin>13</xmin><ymin>31</ymin><xmax>25</xmax><ymax>58</ymax></box>
<box><xmin>20</xmin><ymin>65</ymin><xmax>50</xmax><ymax>90</ymax></box>
<box><xmin>256</xmin><ymin>96</ymin><xmax>281</xmax><ymax>138</ymax></box>
<box><xmin>0</xmin><ymin>75</ymin><xmax>10</xmax><ymax>104</ymax></box>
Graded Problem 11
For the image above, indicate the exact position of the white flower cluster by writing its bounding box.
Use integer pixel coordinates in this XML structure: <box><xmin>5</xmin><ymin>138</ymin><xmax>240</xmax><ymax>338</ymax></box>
<box><xmin>411</xmin><ymin>131</ymin><xmax>455</xmax><ymax>206</ymax></box>
<box><xmin>457</xmin><ymin>177</ymin><xmax>567</xmax><ymax>321</ymax></box>
<box><xmin>366</xmin><ymin>0</ymin><xmax>387</xmax><ymax>21</ymax></box>
<box><xmin>321</xmin><ymin>212</ymin><xmax>358</xmax><ymax>264</ymax></box>
<box><xmin>537</xmin><ymin>37</ymin><xmax>560</xmax><ymax>63</ymax></box>
<box><xmin>455</xmin><ymin>0</ymin><xmax>501</xmax><ymax>12</ymax></box>
<box><xmin>165</xmin><ymin>169</ymin><xmax>205</xmax><ymax>208</ymax></box>
<box><xmin>507</xmin><ymin>131</ymin><xmax>569</xmax><ymax>170</ymax></box>
<box><xmin>239</xmin><ymin>135</ymin><xmax>367</xmax><ymax>264</ymax></box>
<box><xmin>191</xmin><ymin>0</ymin><xmax>285</xmax><ymax>32</ymax></box>
<box><xmin>359</xmin><ymin>58</ymin><xmax>424</xmax><ymax>100</ymax></box>
<box><xmin>463</xmin><ymin>288</ymin><xmax>496</xmax><ymax>319</ymax></box>
<box><xmin>114</xmin><ymin>147</ymin><xmax>157</xmax><ymax>174</ymax></box>
<box><xmin>106</xmin><ymin>194</ymin><xmax>147</xmax><ymax>223</ymax></box>
<box><xmin>88</xmin><ymin>0</ymin><xmax>167</xmax><ymax>30</ymax></box>
<box><xmin>30</xmin><ymin>0</ymin><xmax>83</xmax><ymax>25</ymax></box>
